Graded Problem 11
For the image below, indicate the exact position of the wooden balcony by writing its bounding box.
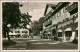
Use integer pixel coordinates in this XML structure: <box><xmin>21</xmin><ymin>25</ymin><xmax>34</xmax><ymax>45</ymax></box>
<box><xmin>66</xmin><ymin>2</ymin><xmax>78</xmax><ymax>12</ymax></box>
<box><xmin>44</xmin><ymin>20</ymin><xmax>52</xmax><ymax>27</ymax></box>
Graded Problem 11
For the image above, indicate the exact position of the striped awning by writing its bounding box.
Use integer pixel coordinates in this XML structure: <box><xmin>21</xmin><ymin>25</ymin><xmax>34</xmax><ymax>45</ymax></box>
<box><xmin>64</xmin><ymin>28</ymin><xmax>72</xmax><ymax>31</ymax></box>
<box><xmin>57</xmin><ymin>29</ymin><xmax>62</xmax><ymax>32</ymax></box>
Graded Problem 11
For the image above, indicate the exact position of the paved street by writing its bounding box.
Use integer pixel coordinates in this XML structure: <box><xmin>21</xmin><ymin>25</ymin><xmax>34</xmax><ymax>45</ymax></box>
<box><xmin>27</xmin><ymin>42</ymin><xmax>78</xmax><ymax>50</ymax></box>
<box><xmin>3</xmin><ymin>38</ymin><xmax>78</xmax><ymax>50</ymax></box>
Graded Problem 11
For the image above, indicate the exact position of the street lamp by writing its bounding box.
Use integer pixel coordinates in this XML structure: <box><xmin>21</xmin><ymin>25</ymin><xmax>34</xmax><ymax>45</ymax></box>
<box><xmin>7</xmin><ymin>24</ymin><xmax>11</xmax><ymax>28</ymax></box>
<box><xmin>7</xmin><ymin>24</ymin><xmax>11</xmax><ymax>42</ymax></box>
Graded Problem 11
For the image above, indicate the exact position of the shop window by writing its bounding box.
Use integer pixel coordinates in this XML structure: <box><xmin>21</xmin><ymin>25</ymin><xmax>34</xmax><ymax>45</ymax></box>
<box><xmin>65</xmin><ymin>31</ymin><xmax>72</xmax><ymax>37</ymax></box>
<box><xmin>58</xmin><ymin>32</ymin><xmax>62</xmax><ymax>37</ymax></box>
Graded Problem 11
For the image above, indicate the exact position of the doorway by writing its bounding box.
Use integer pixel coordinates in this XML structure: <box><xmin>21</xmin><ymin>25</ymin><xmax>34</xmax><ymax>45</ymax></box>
<box><xmin>52</xmin><ymin>29</ymin><xmax>56</xmax><ymax>37</ymax></box>
<box><xmin>65</xmin><ymin>31</ymin><xmax>72</xmax><ymax>41</ymax></box>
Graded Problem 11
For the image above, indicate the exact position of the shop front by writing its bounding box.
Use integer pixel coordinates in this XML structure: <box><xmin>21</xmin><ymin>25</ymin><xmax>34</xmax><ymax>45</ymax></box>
<box><xmin>64</xmin><ymin>28</ymin><xmax>72</xmax><ymax>41</ymax></box>
<box><xmin>57</xmin><ymin>29</ymin><xmax>63</xmax><ymax>41</ymax></box>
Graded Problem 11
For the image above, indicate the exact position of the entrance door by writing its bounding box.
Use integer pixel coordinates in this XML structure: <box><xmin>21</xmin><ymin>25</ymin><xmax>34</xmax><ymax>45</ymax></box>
<box><xmin>52</xmin><ymin>29</ymin><xmax>56</xmax><ymax>37</ymax></box>
<box><xmin>58</xmin><ymin>32</ymin><xmax>62</xmax><ymax>37</ymax></box>
<box><xmin>65</xmin><ymin>31</ymin><xmax>72</xmax><ymax>41</ymax></box>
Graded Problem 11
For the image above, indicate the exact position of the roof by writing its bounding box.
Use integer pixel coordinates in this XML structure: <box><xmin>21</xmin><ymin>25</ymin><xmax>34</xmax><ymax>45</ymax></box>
<box><xmin>44</xmin><ymin>2</ymin><xmax>70</xmax><ymax>22</ymax></box>
<box><xmin>44</xmin><ymin>4</ymin><xmax>56</xmax><ymax>16</ymax></box>
<box><xmin>50</xmin><ymin>2</ymin><xmax>70</xmax><ymax>17</ymax></box>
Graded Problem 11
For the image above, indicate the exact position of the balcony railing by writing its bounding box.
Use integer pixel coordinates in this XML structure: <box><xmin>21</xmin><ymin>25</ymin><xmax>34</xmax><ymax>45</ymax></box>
<box><xmin>44</xmin><ymin>20</ymin><xmax>52</xmax><ymax>27</ymax></box>
<box><xmin>66</xmin><ymin>2</ymin><xmax>78</xmax><ymax>12</ymax></box>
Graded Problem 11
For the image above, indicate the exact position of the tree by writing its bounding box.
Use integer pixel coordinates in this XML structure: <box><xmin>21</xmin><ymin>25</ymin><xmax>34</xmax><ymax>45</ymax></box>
<box><xmin>2</xmin><ymin>2</ymin><xmax>23</xmax><ymax>42</ymax></box>
<box><xmin>38</xmin><ymin>17</ymin><xmax>45</xmax><ymax>31</ymax></box>
<box><xmin>20</xmin><ymin>12</ymin><xmax>32</xmax><ymax>28</ymax></box>
<box><xmin>31</xmin><ymin>21</ymin><xmax>40</xmax><ymax>36</ymax></box>
<box><xmin>30</xmin><ymin>17</ymin><xmax>45</xmax><ymax>36</ymax></box>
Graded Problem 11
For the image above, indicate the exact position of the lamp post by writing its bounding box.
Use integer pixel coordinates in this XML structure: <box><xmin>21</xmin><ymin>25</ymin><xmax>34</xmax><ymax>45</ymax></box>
<box><xmin>7</xmin><ymin>24</ymin><xmax>11</xmax><ymax>42</ymax></box>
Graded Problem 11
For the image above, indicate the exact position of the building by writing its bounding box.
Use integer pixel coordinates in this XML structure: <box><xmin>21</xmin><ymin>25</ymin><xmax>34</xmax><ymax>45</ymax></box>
<box><xmin>9</xmin><ymin>27</ymin><xmax>29</xmax><ymax>38</ymax></box>
<box><xmin>43</xmin><ymin>2</ymin><xmax>78</xmax><ymax>42</ymax></box>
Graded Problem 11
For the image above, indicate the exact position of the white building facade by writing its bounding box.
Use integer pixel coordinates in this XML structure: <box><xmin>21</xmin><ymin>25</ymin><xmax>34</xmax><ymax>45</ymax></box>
<box><xmin>9</xmin><ymin>28</ymin><xmax>29</xmax><ymax>38</ymax></box>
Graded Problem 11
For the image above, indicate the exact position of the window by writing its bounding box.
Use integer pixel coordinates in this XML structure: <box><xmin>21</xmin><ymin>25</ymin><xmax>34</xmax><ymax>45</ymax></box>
<box><xmin>15</xmin><ymin>31</ymin><xmax>17</xmax><ymax>33</ymax></box>
<box><xmin>76</xmin><ymin>30</ymin><xmax>78</xmax><ymax>37</ymax></box>
<box><xmin>50</xmin><ymin>17</ymin><xmax>52</xmax><ymax>20</ymax></box>
<box><xmin>15</xmin><ymin>31</ymin><xmax>20</xmax><ymax>33</ymax></box>
<box><xmin>52</xmin><ymin>16</ymin><xmax>54</xmax><ymax>19</ymax></box>
<box><xmin>22</xmin><ymin>31</ymin><xmax>27</xmax><ymax>33</ymax></box>
<box><xmin>55</xmin><ymin>14</ymin><xmax>56</xmax><ymax>18</ymax></box>
<box><xmin>17</xmin><ymin>31</ymin><xmax>20</xmax><ymax>33</ymax></box>
<box><xmin>57</xmin><ymin>10</ymin><xmax>61</xmax><ymax>17</ymax></box>
<box><xmin>11</xmin><ymin>31</ymin><xmax>13</xmax><ymax>33</ymax></box>
<box><xmin>63</xmin><ymin>6</ymin><xmax>68</xmax><ymax>13</ymax></box>
<box><xmin>69</xmin><ymin>2</ymin><xmax>73</xmax><ymax>6</ymax></box>
<box><xmin>65</xmin><ymin>31</ymin><xmax>72</xmax><ymax>37</ymax></box>
<box><xmin>63</xmin><ymin>7</ymin><xmax>66</xmax><ymax>13</ymax></box>
<box><xmin>26</xmin><ymin>31</ymin><xmax>28</xmax><ymax>33</ymax></box>
<box><xmin>22</xmin><ymin>31</ymin><xmax>24</xmax><ymax>33</ymax></box>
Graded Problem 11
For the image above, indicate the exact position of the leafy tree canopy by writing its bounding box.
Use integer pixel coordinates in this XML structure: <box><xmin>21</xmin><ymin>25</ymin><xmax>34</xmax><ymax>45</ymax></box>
<box><xmin>2</xmin><ymin>2</ymin><xmax>32</xmax><ymax>37</ymax></box>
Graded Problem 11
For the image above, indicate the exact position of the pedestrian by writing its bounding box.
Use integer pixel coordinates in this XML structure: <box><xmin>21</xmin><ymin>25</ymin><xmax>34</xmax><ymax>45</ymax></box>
<box><xmin>30</xmin><ymin>33</ymin><xmax>33</xmax><ymax>39</ymax></box>
<box><xmin>40</xmin><ymin>33</ymin><xmax>43</xmax><ymax>39</ymax></box>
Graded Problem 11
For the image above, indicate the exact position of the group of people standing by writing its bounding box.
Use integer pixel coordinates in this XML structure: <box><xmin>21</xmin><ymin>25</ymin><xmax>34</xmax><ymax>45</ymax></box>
<box><xmin>39</xmin><ymin>33</ymin><xmax>51</xmax><ymax>39</ymax></box>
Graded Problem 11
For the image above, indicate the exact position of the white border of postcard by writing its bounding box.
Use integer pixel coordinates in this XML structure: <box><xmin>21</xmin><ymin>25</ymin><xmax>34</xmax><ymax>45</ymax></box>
<box><xmin>0</xmin><ymin>0</ymin><xmax>80</xmax><ymax>52</ymax></box>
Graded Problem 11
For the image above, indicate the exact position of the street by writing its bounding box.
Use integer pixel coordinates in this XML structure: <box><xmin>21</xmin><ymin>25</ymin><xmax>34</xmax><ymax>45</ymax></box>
<box><xmin>3</xmin><ymin>37</ymin><xmax>78</xmax><ymax>50</ymax></box>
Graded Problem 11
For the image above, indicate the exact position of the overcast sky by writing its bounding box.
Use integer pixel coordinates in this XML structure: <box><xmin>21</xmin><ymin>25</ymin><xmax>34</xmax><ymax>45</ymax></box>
<box><xmin>19</xmin><ymin>2</ymin><xmax>58</xmax><ymax>21</ymax></box>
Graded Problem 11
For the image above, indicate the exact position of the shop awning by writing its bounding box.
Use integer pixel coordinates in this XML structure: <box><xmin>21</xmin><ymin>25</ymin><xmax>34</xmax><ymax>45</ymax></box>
<box><xmin>76</xmin><ymin>27</ymin><xmax>78</xmax><ymax>30</ymax></box>
<box><xmin>57</xmin><ymin>29</ymin><xmax>62</xmax><ymax>32</ymax></box>
<box><xmin>75</xmin><ymin>18</ymin><xmax>78</xmax><ymax>23</ymax></box>
<box><xmin>64</xmin><ymin>28</ymin><xmax>72</xmax><ymax>31</ymax></box>
<box><xmin>48</xmin><ymin>32</ymin><xmax>51</xmax><ymax>34</ymax></box>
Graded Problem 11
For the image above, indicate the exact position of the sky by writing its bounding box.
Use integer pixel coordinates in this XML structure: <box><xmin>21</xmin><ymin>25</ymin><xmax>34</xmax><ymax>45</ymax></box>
<box><xmin>19</xmin><ymin>2</ymin><xmax>58</xmax><ymax>21</ymax></box>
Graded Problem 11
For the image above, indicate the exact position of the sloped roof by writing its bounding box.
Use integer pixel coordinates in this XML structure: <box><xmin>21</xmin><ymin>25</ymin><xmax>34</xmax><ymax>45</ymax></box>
<box><xmin>44</xmin><ymin>4</ymin><xmax>56</xmax><ymax>16</ymax></box>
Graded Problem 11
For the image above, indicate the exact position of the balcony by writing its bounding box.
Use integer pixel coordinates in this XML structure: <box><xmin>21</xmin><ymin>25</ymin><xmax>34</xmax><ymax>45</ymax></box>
<box><xmin>44</xmin><ymin>20</ymin><xmax>52</xmax><ymax>27</ymax></box>
<box><xmin>66</xmin><ymin>2</ymin><xmax>78</xmax><ymax>12</ymax></box>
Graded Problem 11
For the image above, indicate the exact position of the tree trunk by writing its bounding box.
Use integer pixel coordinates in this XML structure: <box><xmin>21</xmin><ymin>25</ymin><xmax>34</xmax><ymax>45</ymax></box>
<box><xmin>7</xmin><ymin>31</ymin><xmax>11</xmax><ymax>42</ymax></box>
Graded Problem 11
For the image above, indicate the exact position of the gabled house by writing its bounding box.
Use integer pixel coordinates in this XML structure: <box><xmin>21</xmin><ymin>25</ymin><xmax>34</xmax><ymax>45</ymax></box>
<box><xmin>43</xmin><ymin>2</ymin><xmax>78</xmax><ymax>42</ymax></box>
